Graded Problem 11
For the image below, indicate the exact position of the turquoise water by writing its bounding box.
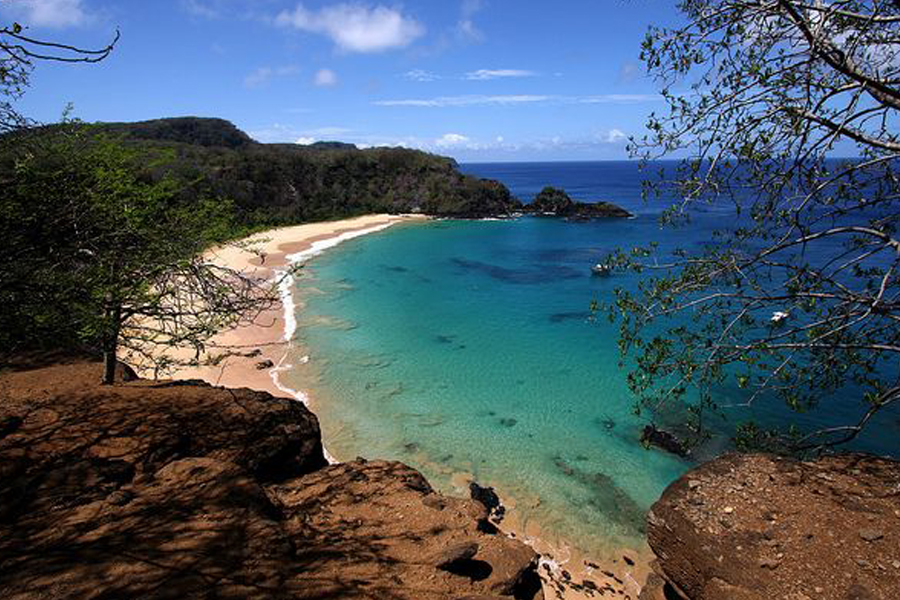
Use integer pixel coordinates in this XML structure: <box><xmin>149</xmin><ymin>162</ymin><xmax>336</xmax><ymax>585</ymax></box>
<box><xmin>285</xmin><ymin>215</ymin><xmax>690</xmax><ymax>554</ymax></box>
<box><xmin>282</xmin><ymin>161</ymin><xmax>899</xmax><ymax>557</ymax></box>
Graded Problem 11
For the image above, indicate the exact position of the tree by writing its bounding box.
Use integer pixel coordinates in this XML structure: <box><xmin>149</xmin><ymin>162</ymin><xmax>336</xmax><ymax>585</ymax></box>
<box><xmin>0</xmin><ymin>126</ymin><xmax>277</xmax><ymax>384</ymax></box>
<box><xmin>612</xmin><ymin>0</ymin><xmax>900</xmax><ymax>451</ymax></box>
<box><xmin>1</xmin><ymin>22</ymin><xmax>118</xmax><ymax>132</ymax></box>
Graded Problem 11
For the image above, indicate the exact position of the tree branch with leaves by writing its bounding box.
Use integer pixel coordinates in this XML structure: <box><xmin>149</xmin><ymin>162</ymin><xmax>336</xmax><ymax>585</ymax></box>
<box><xmin>0</xmin><ymin>126</ymin><xmax>279</xmax><ymax>383</ymax></box>
<box><xmin>613</xmin><ymin>0</ymin><xmax>900</xmax><ymax>453</ymax></box>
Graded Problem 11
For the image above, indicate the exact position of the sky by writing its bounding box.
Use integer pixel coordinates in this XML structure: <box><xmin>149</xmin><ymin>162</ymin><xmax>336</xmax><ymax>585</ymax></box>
<box><xmin>1</xmin><ymin>0</ymin><xmax>683</xmax><ymax>162</ymax></box>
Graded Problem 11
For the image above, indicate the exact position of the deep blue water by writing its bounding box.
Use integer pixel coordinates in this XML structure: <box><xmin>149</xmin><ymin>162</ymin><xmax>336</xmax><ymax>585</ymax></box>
<box><xmin>282</xmin><ymin>161</ymin><xmax>898</xmax><ymax>558</ymax></box>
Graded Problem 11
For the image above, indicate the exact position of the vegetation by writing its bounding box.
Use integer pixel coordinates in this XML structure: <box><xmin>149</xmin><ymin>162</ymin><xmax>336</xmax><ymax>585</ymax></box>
<box><xmin>82</xmin><ymin>117</ymin><xmax>520</xmax><ymax>224</ymax></box>
<box><xmin>0</xmin><ymin>126</ymin><xmax>276</xmax><ymax>383</ymax></box>
<box><xmin>612</xmin><ymin>0</ymin><xmax>900</xmax><ymax>451</ymax></box>
<box><xmin>0</xmin><ymin>114</ymin><xmax>522</xmax><ymax>377</ymax></box>
<box><xmin>2</xmin><ymin>14</ymin><xmax>518</xmax><ymax>376</ymax></box>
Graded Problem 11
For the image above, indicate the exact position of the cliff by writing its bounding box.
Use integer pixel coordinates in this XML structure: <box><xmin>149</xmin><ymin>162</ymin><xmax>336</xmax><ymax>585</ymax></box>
<box><xmin>641</xmin><ymin>453</ymin><xmax>900</xmax><ymax>600</ymax></box>
<box><xmin>0</xmin><ymin>360</ymin><xmax>542</xmax><ymax>599</ymax></box>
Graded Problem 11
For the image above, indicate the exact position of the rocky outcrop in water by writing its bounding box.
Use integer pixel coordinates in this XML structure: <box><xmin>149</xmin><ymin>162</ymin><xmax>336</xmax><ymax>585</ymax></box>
<box><xmin>0</xmin><ymin>361</ymin><xmax>542</xmax><ymax>599</ymax></box>
<box><xmin>643</xmin><ymin>453</ymin><xmax>900</xmax><ymax>600</ymax></box>
<box><xmin>524</xmin><ymin>186</ymin><xmax>632</xmax><ymax>219</ymax></box>
<box><xmin>640</xmin><ymin>424</ymin><xmax>690</xmax><ymax>458</ymax></box>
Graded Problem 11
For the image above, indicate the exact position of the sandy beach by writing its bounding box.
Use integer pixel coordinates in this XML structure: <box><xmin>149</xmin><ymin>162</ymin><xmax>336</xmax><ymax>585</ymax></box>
<box><xmin>148</xmin><ymin>212</ymin><xmax>649</xmax><ymax>600</ymax></box>
<box><xmin>149</xmin><ymin>214</ymin><xmax>424</xmax><ymax>398</ymax></box>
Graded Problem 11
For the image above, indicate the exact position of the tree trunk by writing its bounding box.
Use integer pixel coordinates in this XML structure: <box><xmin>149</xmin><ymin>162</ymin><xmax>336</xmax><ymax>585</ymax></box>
<box><xmin>101</xmin><ymin>302</ymin><xmax>122</xmax><ymax>385</ymax></box>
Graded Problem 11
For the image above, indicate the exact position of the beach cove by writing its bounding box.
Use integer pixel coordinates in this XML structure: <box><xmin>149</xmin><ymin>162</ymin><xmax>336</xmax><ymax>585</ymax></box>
<box><xmin>151</xmin><ymin>210</ymin><xmax>655</xmax><ymax>599</ymax></box>
<box><xmin>150</xmin><ymin>161</ymin><xmax>900</xmax><ymax>600</ymax></box>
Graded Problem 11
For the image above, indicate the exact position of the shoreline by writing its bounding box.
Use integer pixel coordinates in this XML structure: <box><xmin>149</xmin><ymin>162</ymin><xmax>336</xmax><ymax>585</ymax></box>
<box><xmin>153</xmin><ymin>213</ymin><xmax>649</xmax><ymax>600</ymax></box>
<box><xmin>153</xmin><ymin>214</ymin><xmax>421</xmax><ymax>404</ymax></box>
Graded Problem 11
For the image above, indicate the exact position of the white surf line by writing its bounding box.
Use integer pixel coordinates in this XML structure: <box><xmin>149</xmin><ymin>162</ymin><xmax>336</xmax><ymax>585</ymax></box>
<box><xmin>266</xmin><ymin>219</ymin><xmax>404</xmax><ymax>465</ymax></box>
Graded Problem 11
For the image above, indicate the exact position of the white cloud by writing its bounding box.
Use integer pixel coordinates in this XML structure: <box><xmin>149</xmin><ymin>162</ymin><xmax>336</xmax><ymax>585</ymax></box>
<box><xmin>434</xmin><ymin>133</ymin><xmax>470</xmax><ymax>148</ymax></box>
<box><xmin>244</xmin><ymin>65</ymin><xmax>300</xmax><ymax>88</ymax></box>
<box><xmin>465</xmin><ymin>69</ymin><xmax>537</xmax><ymax>81</ymax></box>
<box><xmin>457</xmin><ymin>0</ymin><xmax>484</xmax><ymax>41</ymax></box>
<box><xmin>181</xmin><ymin>0</ymin><xmax>219</xmax><ymax>19</ymax></box>
<box><xmin>375</xmin><ymin>94</ymin><xmax>551</xmax><ymax>107</ymax></box>
<box><xmin>374</xmin><ymin>93</ymin><xmax>659</xmax><ymax>108</ymax></box>
<box><xmin>275</xmin><ymin>3</ymin><xmax>424</xmax><ymax>53</ymax></box>
<box><xmin>578</xmin><ymin>94</ymin><xmax>658</xmax><ymax>103</ymax></box>
<box><xmin>605</xmin><ymin>129</ymin><xmax>627</xmax><ymax>143</ymax></box>
<box><xmin>251</xmin><ymin>123</ymin><xmax>352</xmax><ymax>144</ymax></box>
<box><xmin>5</xmin><ymin>0</ymin><xmax>88</xmax><ymax>28</ymax></box>
<box><xmin>314</xmin><ymin>68</ymin><xmax>338</xmax><ymax>87</ymax></box>
<box><xmin>404</xmin><ymin>69</ymin><xmax>440</xmax><ymax>82</ymax></box>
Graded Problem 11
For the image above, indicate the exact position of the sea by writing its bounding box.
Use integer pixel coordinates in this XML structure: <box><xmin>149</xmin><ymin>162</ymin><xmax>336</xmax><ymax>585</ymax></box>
<box><xmin>279</xmin><ymin>160</ymin><xmax>899</xmax><ymax>558</ymax></box>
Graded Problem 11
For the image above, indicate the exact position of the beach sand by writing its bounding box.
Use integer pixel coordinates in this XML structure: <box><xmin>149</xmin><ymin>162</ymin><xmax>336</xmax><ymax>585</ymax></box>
<box><xmin>147</xmin><ymin>212</ymin><xmax>650</xmax><ymax>600</ymax></box>
<box><xmin>144</xmin><ymin>214</ymin><xmax>423</xmax><ymax>398</ymax></box>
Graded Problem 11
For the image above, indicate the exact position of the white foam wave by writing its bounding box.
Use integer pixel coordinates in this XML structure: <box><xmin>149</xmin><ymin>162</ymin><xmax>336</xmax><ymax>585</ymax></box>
<box><xmin>276</xmin><ymin>269</ymin><xmax>297</xmax><ymax>342</ymax></box>
<box><xmin>267</xmin><ymin>220</ymin><xmax>403</xmax><ymax>465</ymax></box>
<box><xmin>286</xmin><ymin>221</ymin><xmax>398</xmax><ymax>263</ymax></box>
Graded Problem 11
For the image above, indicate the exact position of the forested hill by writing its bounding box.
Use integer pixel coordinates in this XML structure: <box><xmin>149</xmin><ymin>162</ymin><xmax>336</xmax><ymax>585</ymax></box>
<box><xmin>89</xmin><ymin>117</ymin><xmax>520</xmax><ymax>224</ymax></box>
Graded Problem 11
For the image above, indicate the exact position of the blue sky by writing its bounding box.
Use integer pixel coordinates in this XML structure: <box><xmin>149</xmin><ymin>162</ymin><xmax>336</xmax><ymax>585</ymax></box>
<box><xmin>2</xmin><ymin>0</ymin><xmax>682</xmax><ymax>161</ymax></box>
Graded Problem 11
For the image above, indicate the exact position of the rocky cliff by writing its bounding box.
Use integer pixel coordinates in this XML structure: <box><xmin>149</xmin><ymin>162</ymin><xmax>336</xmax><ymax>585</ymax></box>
<box><xmin>0</xmin><ymin>361</ymin><xmax>541</xmax><ymax>599</ymax></box>
<box><xmin>641</xmin><ymin>453</ymin><xmax>900</xmax><ymax>600</ymax></box>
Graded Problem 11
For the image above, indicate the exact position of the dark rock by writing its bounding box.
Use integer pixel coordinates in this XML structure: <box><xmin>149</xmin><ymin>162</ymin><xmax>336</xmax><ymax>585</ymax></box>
<box><xmin>255</xmin><ymin>359</ymin><xmax>275</xmax><ymax>369</ymax></box>
<box><xmin>469</xmin><ymin>482</ymin><xmax>502</xmax><ymax>513</ymax></box>
<box><xmin>0</xmin><ymin>415</ymin><xmax>23</xmax><ymax>439</ymax></box>
<box><xmin>523</xmin><ymin>186</ymin><xmax>631</xmax><ymax>219</ymax></box>
<box><xmin>640</xmin><ymin>424</ymin><xmax>689</xmax><ymax>458</ymax></box>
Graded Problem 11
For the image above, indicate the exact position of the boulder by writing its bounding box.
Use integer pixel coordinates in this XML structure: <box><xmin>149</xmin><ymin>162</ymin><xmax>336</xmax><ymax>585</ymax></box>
<box><xmin>271</xmin><ymin>459</ymin><xmax>542</xmax><ymax>599</ymax></box>
<box><xmin>646</xmin><ymin>453</ymin><xmax>900</xmax><ymax>600</ymax></box>
<box><xmin>0</xmin><ymin>361</ymin><xmax>327</xmax><ymax>484</ymax></box>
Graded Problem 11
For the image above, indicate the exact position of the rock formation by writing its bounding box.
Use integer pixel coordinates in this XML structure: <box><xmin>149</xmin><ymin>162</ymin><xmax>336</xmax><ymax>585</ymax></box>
<box><xmin>0</xmin><ymin>361</ymin><xmax>542</xmax><ymax>599</ymax></box>
<box><xmin>640</xmin><ymin>424</ymin><xmax>690</xmax><ymax>458</ymax></box>
<box><xmin>524</xmin><ymin>186</ymin><xmax>632</xmax><ymax>219</ymax></box>
<box><xmin>643</xmin><ymin>452</ymin><xmax>900</xmax><ymax>600</ymax></box>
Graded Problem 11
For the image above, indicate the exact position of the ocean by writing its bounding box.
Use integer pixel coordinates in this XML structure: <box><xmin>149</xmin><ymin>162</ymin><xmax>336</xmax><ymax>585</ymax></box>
<box><xmin>280</xmin><ymin>160</ymin><xmax>898</xmax><ymax>558</ymax></box>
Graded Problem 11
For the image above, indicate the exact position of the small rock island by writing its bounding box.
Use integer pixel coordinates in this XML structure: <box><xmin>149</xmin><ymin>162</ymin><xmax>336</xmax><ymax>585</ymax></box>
<box><xmin>523</xmin><ymin>186</ymin><xmax>632</xmax><ymax>219</ymax></box>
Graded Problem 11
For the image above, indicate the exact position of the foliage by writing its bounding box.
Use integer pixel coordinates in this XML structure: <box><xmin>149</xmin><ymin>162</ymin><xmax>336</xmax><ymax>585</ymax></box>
<box><xmin>614</xmin><ymin>0</ymin><xmax>900</xmax><ymax>452</ymax></box>
<box><xmin>531</xmin><ymin>186</ymin><xmax>574</xmax><ymax>213</ymax></box>
<box><xmin>0</xmin><ymin>126</ymin><xmax>275</xmax><ymax>382</ymax></box>
<box><xmin>82</xmin><ymin>117</ymin><xmax>520</xmax><ymax>223</ymax></box>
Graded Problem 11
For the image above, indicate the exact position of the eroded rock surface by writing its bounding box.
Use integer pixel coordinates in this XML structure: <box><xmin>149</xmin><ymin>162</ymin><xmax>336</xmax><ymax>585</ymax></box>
<box><xmin>0</xmin><ymin>361</ymin><xmax>541</xmax><ymax>599</ymax></box>
<box><xmin>646</xmin><ymin>453</ymin><xmax>900</xmax><ymax>600</ymax></box>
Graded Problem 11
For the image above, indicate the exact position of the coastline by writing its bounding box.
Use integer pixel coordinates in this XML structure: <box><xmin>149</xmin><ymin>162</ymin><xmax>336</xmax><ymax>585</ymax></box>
<box><xmin>154</xmin><ymin>213</ymin><xmax>649</xmax><ymax>600</ymax></box>
<box><xmin>153</xmin><ymin>214</ymin><xmax>423</xmax><ymax>405</ymax></box>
